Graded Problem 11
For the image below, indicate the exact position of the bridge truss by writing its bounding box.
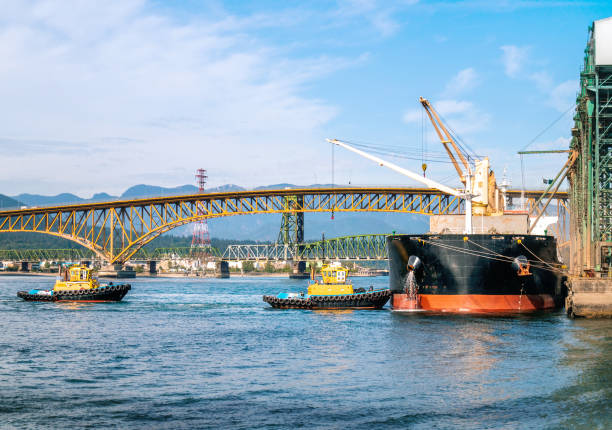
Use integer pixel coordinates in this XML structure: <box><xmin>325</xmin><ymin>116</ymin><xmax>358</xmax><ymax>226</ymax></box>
<box><xmin>0</xmin><ymin>246</ymin><xmax>221</xmax><ymax>262</ymax></box>
<box><xmin>223</xmin><ymin>234</ymin><xmax>389</xmax><ymax>261</ymax></box>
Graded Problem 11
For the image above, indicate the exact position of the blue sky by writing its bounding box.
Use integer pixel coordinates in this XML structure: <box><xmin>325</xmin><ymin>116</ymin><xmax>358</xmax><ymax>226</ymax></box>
<box><xmin>0</xmin><ymin>0</ymin><xmax>610</xmax><ymax>196</ymax></box>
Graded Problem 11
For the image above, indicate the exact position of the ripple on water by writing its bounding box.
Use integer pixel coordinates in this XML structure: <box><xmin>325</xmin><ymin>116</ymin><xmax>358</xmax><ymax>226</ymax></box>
<box><xmin>0</xmin><ymin>275</ymin><xmax>611</xmax><ymax>429</ymax></box>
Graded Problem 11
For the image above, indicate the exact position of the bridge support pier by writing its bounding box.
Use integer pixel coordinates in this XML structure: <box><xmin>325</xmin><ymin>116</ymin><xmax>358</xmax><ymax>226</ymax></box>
<box><xmin>98</xmin><ymin>264</ymin><xmax>137</xmax><ymax>279</ymax></box>
<box><xmin>148</xmin><ymin>260</ymin><xmax>158</xmax><ymax>275</ymax></box>
<box><xmin>215</xmin><ymin>260</ymin><xmax>230</xmax><ymax>278</ymax></box>
<box><xmin>289</xmin><ymin>260</ymin><xmax>309</xmax><ymax>279</ymax></box>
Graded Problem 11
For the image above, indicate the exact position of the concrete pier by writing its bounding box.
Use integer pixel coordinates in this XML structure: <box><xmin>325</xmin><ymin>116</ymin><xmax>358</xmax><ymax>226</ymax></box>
<box><xmin>98</xmin><ymin>264</ymin><xmax>137</xmax><ymax>279</ymax></box>
<box><xmin>289</xmin><ymin>261</ymin><xmax>309</xmax><ymax>279</ymax></box>
<box><xmin>148</xmin><ymin>260</ymin><xmax>158</xmax><ymax>276</ymax></box>
<box><xmin>566</xmin><ymin>278</ymin><xmax>612</xmax><ymax>318</ymax></box>
<box><xmin>215</xmin><ymin>260</ymin><xmax>230</xmax><ymax>278</ymax></box>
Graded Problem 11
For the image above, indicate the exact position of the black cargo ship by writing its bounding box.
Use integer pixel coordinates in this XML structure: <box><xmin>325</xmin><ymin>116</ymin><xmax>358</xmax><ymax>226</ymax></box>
<box><xmin>387</xmin><ymin>234</ymin><xmax>565</xmax><ymax>312</ymax></box>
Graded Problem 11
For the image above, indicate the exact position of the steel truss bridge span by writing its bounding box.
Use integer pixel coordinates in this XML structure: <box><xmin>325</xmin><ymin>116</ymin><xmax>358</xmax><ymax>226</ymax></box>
<box><xmin>0</xmin><ymin>246</ymin><xmax>221</xmax><ymax>263</ymax></box>
<box><xmin>0</xmin><ymin>187</ymin><xmax>566</xmax><ymax>264</ymax></box>
<box><xmin>223</xmin><ymin>234</ymin><xmax>389</xmax><ymax>261</ymax></box>
<box><xmin>0</xmin><ymin>235</ymin><xmax>387</xmax><ymax>263</ymax></box>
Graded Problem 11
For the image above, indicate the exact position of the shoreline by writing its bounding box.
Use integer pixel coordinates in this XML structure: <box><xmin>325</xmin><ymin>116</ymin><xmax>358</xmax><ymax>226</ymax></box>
<box><xmin>0</xmin><ymin>271</ymin><xmax>385</xmax><ymax>279</ymax></box>
<box><xmin>0</xmin><ymin>271</ymin><xmax>302</xmax><ymax>279</ymax></box>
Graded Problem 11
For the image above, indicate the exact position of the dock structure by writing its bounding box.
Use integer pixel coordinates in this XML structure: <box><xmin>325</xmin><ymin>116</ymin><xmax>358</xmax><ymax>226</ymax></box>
<box><xmin>567</xmin><ymin>17</ymin><xmax>612</xmax><ymax>317</ymax></box>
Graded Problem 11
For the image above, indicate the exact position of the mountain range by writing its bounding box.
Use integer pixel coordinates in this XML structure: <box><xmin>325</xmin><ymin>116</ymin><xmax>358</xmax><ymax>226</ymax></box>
<box><xmin>1</xmin><ymin>184</ymin><xmax>429</xmax><ymax>241</ymax></box>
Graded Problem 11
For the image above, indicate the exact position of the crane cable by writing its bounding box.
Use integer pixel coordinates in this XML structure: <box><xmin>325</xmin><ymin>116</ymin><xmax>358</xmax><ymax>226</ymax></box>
<box><xmin>331</xmin><ymin>142</ymin><xmax>335</xmax><ymax>220</ymax></box>
<box><xmin>518</xmin><ymin>104</ymin><xmax>575</xmax><ymax>211</ymax></box>
<box><xmin>468</xmin><ymin>238</ymin><xmax>564</xmax><ymax>270</ymax></box>
<box><xmin>519</xmin><ymin>241</ymin><xmax>561</xmax><ymax>272</ymax></box>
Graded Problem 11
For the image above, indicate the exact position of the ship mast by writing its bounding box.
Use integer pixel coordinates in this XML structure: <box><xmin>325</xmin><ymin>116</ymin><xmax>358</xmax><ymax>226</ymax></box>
<box><xmin>327</xmin><ymin>138</ymin><xmax>476</xmax><ymax>234</ymax></box>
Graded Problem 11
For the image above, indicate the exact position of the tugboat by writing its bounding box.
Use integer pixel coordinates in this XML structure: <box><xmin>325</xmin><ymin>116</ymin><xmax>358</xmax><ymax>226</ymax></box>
<box><xmin>263</xmin><ymin>263</ymin><xmax>391</xmax><ymax>309</ymax></box>
<box><xmin>17</xmin><ymin>265</ymin><xmax>131</xmax><ymax>302</ymax></box>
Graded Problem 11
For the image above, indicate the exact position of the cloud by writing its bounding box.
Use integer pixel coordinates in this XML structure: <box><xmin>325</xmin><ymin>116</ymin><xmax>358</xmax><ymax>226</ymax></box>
<box><xmin>403</xmin><ymin>98</ymin><xmax>489</xmax><ymax>137</ymax></box>
<box><xmin>500</xmin><ymin>45</ymin><xmax>576</xmax><ymax>112</ymax></box>
<box><xmin>528</xmin><ymin>70</ymin><xmax>553</xmax><ymax>90</ymax></box>
<box><xmin>445</xmin><ymin>67</ymin><xmax>478</xmax><ymax>95</ymax></box>
<box><xmin>500</xmin><ymin>45</ymin><xmax>530</xmax><ymax>77</ymax></box>
<box><xmin>370</xmin><ymin>10</ymin><xmax>400</xmax><ymax>37</ymax></box>
<box><xmin>403</xmin><ymin>96</ymin><xmax>474</xmax><ymax>124</ymax></box>
<box><xmin>0</xmin><ymin>1</ymin><xmax>365</xmax><ymax>195</ymax></box>
<box><xmin>548</xmin><ymin>80</ymin><xmax>577</xmax><ymax>112</ymax></box>
<box><xmin>402</xmin><ymin>109</ymin><xmax>421</xmax><ymax>123</ymax></box>
<box><xmin>429</xmin><ymin>1</ymin><xmax>584</xmax><ymax>12</ymax></box>
<box><xmin>333</xmin><ymin>0</ymin><xmax>419</xmax><ymax>37</ymax></box>
<box><xmin>435</xmin><ymin>99</ymin><xmax>473</xmax><ymax>116</ymax></box>
<box><xmin>435</xmin><ymin>99</ymin><xmax>490</xmax><ymax>136</ymax></box>
<box><xmin>528</xmin><ymin>136</ymin><xmax>571</xmax><ymax>151</ymax></box>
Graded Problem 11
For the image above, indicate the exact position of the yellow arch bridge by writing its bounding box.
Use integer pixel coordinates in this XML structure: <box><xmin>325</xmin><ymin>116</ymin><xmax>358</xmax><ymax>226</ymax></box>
<box><xmin>0</xmin><ymin>187</ymin><xmax>567</xmax><ymax>264</ymax></box>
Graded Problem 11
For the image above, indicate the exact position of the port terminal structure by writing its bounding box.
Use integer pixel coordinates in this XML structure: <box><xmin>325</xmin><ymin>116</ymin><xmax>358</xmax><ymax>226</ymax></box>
<box><xmin>566</xmin><ymin>17</ymin><xmax>612</xmax><ymax>317</ymax></box>
<box><xmin>0</xmin><ymin>187</ymin><xmax>566</xmax><ymax>265</ymax></box>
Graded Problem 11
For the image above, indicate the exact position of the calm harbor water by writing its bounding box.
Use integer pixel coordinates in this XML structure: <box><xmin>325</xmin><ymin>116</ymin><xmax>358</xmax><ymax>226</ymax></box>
<box><xmin>1</xmin><ymin>275</ymin><xmax>611</xmax><ymax>429</ymax></box>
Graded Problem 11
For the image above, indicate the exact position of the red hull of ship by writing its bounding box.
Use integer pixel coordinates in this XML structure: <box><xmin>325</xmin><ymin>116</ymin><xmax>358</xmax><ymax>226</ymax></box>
<box><xmin>391</xmin><ymin>293</ymin><xmax>556</xmax><ymax>313</ymax></box>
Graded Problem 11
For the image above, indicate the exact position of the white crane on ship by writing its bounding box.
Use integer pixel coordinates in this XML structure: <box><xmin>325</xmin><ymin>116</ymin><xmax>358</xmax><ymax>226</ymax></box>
<box><xmin>327</xmin><ymin>98</ymin><xmax>502</xmax><ymax>234</ymax></box>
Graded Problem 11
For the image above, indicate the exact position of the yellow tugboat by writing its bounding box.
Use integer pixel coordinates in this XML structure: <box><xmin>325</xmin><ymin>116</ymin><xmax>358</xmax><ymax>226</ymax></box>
<box><xmin>263</xmin><ymin>262</ymin><xmax>391</xmax><ymax>309</ymax></box>
<box><xmin>17</xmin><ymin>265</ymin><xmax>131</xmax><ymax>302</ymax></box>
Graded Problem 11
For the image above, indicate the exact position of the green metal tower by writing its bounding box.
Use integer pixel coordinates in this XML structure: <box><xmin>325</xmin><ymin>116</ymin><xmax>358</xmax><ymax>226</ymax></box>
<box><xmin>276</xmin><ymin>195</ymin><xmax>304</xmax><ymax>247</ymax></box>
<box><xmin>571</xmin><ymin>18</ymin><xmax>612</xmax><ymax>275</ymax></box>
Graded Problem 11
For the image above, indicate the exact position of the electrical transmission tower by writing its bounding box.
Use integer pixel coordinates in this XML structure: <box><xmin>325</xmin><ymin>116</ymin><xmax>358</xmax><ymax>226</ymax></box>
<box><xmin>191</xmin><ymin>168</ymin><xmax>211</xmax><ymax>251</ymax></box>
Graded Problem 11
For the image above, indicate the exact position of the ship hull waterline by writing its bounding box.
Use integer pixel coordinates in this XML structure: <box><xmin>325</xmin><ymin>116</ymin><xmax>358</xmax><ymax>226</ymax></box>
<box><xmin>387</xmin><ymin>234</ymin><xmax>565</xmax><ymax>314</ymax></box>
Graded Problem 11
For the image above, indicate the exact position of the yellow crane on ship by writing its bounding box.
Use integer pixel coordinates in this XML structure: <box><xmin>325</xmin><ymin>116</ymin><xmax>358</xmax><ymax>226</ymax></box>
<box><xmin>418</xmin><ymin>97</ymin><xmax>503</xmax><ymax>216</ymax></box>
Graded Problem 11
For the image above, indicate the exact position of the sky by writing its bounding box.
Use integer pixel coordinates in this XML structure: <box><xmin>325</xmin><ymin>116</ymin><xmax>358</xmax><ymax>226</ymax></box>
<box><xmin>0</xmin><ymin>0</ymin><xmax>610</xmax><ymax>197</ymax></box>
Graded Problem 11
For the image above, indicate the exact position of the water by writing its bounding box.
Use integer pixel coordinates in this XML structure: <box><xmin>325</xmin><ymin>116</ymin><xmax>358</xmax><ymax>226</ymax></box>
<box><xmin>1</xmin><ymin>275</ymin><xmax>611</xmax><ymax>429</ymax></box>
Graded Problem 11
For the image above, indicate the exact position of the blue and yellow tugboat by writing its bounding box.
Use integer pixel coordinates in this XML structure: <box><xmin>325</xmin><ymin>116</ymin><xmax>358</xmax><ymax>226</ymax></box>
<box><xmin>263</xmin><ymin>263</ymin><xmax>391</xmax><ymax>309</ymax></box>
<box><xmin>17</xmin><ymin>265</ymin><xmax>131</xmax><ymax>302</ymax></box>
